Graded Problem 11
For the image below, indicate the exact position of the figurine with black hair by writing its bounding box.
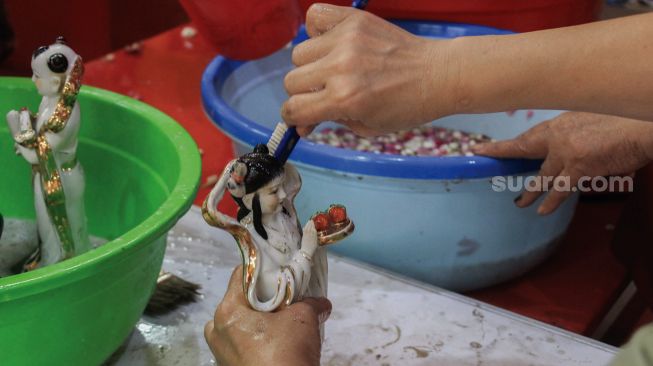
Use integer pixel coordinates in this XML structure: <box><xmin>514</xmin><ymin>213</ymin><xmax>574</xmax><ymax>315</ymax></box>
<box><xmin>203</xmin><ymin>143</ymin><xmax>354</xmax><ymax>312</ymax></box>
<box><xmin>5</xmin><ymin>37</ymin><xmax>90</xmax><ymax>269</ymax></box>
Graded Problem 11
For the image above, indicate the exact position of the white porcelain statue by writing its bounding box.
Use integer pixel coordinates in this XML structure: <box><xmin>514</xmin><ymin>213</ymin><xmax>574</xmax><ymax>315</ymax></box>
<box><xmin>203</xmin><ymin>144</ymin><xmax>353</xmax><ymax>312</ymax></box>
<box><xmin>6</xmin><ymin>37</ymin><xmax>90</xmax><ymax>269</ymax></box>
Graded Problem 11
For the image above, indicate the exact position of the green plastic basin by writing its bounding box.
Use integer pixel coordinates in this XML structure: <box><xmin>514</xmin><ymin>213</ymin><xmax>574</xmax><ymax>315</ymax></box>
<box><xmin>0</xmin><ymin>77</ymin><xmax>201</xmax><ymax>366</ymax></box>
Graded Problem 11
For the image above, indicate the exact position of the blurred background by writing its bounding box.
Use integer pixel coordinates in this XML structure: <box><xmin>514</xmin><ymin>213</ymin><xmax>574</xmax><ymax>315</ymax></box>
<box><xmin>0</xmin><ymin>0</ymin><xmax>650</xmax><ymax>75</ymax></box>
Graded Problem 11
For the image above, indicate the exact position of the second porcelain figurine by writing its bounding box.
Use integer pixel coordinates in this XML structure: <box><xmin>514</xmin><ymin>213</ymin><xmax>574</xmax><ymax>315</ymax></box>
<box><xmin>203</xmin><ymin>144</ymin><xmax>354</xmax><ymax>312</ymax></box>
<box><xmin>6</xmin><ymin>37</ymin><xmax>91</xmax><ymax>269</ymax></box>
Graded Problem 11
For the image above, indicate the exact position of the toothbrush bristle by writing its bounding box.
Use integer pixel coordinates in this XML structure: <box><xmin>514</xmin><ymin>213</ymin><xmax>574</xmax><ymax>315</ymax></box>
<box><xmin>267</xmin><ymin>122</ymin><xmax>288</xmax><ymax>154</ymax></box>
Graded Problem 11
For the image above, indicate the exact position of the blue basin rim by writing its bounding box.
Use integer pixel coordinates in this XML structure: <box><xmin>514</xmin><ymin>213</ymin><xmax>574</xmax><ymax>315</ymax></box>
<box><xmin>202</xmin><ymin>21</ymin><xmax>542</xmax><ymax>180</ymax></box>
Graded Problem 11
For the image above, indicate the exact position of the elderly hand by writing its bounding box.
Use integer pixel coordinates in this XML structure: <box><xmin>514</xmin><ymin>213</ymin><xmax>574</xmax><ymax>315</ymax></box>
<box><xmin>204</xmin><ymin>266</ymin><xmax>331</xmax><ymax>366</ymax></box>
<box><xmin>472</xmin><ymin>112</ymin><xmax>653</xmax><ymax>215</ymax></box>
<box><xmin>282</xmin><ymin>3</ymin><xmax>456</xmax><ymax>137</ymax></box>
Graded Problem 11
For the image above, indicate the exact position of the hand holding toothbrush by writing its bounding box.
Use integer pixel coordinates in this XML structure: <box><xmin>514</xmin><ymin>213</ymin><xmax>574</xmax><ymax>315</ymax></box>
<box><xmin>281</xmin><ymin>3</ymin><xmax>455</xmax><ymax>137</ymax></box>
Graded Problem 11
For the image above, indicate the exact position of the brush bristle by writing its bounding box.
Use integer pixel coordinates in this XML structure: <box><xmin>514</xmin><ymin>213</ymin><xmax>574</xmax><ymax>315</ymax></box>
<box><xmin>267</xmin><ymin>122</ymin><xmax>289</xmax><ymax>155</ymax></box>
<box><xmin>145</xmin><ymin>272</ymin><xmax>201</xmax><ymax>316</ymax></box>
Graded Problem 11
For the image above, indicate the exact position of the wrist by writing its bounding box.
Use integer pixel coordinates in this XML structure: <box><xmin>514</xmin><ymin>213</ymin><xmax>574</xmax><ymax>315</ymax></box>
<box><xmin>444</xmin><ymin>34</ymin><xmax>539</xmax><ymax>115</ymax></box>
<box><xmin>421</xmin><ymin>38</ymin><xmax>459</xmax><ymax>120</ymax></box>
<box><xmin>253</xmin><ymin>347</ymin><xmax>319</xmax><ymax>366</ymax></box>
<box><xmin>440</xmin><ymin>35</ymin><xmax>506</xmax><ymax>115</ymax></box>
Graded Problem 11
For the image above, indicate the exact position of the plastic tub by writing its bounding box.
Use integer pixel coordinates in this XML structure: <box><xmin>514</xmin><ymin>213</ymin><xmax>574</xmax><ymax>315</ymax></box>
<box><xmin>201</xmin><ymin>22</ymin><xmax>578</xmax><ymax>291</ymax></box>
<box><xmin>0</xmin><ymin>78</ymin><xmax>201</xmax><ymax>365</ymax></box>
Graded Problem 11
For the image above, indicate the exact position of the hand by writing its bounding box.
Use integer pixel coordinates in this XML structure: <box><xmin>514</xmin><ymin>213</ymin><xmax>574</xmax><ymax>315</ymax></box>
<box><xmin>301</xmin><ymin>220</ymin><xmax>318</xmax><ymax>255</ymax></box>
<box><xmin>282</xmin><ymin>3</ymin><xmax>456</xmax><ymax>137</ymax></box>
<box><xmin>204</xmin><ymin>266</ymin><xmax>331</xmax><ymax>366</ymax></box>
<box><xmin>472</xmin><ymin>112</ymin><xmax>653</xmax><ymax>215</ymax></box>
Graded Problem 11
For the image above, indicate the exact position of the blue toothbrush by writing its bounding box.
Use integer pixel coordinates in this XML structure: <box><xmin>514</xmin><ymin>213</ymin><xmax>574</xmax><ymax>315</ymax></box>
<box><xmin>351</xmin><ymin>0</ymin><xmax>369</xmax><ymax>9</ymax></box>
<box><xmin>267</xmin><ymin>123</ymin><xmax>300</xmax><ymax>164</ymax></box>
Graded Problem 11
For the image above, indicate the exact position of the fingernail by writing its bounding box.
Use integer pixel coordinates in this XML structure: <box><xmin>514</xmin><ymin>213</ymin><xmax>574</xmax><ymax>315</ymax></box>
<box><xmin>280</xmin><ymin>104</ymin><xmax>287</xmax><ymax>116</ymax></box>
<box><xmin>310</xmin><ymin>3</ymin><xmax>333</xmax><ymax>13</ymax></box>
<box><xmin>318</xmin><ymin>310</ymin><xmax>331</xmax><ymax>324</ymax></box>
<box><xmin>537</xmin><ymin>205</ymin><xmax>549</xmax><ymax>215</ymax></box>
<box><xmin>513</xmin><ymin>194</ymin><xmax>522</xmax><ymax>205</ymax></box>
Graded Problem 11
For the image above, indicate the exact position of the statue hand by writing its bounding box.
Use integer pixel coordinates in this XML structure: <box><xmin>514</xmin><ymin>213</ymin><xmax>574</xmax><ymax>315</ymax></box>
<box><xmin>205</xmin><ymin>266</ymin><xmax>330</xmax><ymax>366</ymax></box>
<box><xmin>18</xmin><ymin>110</ymin><xmax>34</xmax><ymax>131</ymax></box>
<box><xmin>6</xmin><ymin>110</ymin><xmax>20</xmax><ymax>136</ymax></box>
<box><xmin>226</xmin><ymin>161</ymin><xmax>247</xmax><ymax>198</ymax></box>
<box><xmin>301</xmin><ymin>220</ymin><xmax>319</xmax><ymax>255</ymax></box>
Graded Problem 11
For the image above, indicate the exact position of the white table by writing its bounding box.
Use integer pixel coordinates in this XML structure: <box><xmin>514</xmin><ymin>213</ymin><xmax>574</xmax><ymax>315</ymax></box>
<box><xmin>107</xmin><ymin>207</ymin><xmax>617</xmax><ymax>366</ymax></box>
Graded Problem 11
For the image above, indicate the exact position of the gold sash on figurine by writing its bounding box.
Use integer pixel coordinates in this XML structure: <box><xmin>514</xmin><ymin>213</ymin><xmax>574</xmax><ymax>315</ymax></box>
<box><xmin>35</xmin><ymin>57</ymin><xmax>84</xmax><ymax>259</ymax></box>
<box><xmin>202</xmin><ymin>201</ymin><xmax>295</xmax><ymax>309</ymax></box>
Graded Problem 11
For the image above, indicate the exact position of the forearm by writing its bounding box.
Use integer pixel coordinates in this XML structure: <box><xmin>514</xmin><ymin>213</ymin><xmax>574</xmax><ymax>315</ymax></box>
<box><xmin>439</xmin><ymin>13</ymin><xmax>653</xmax><ymax>121</ymax></box>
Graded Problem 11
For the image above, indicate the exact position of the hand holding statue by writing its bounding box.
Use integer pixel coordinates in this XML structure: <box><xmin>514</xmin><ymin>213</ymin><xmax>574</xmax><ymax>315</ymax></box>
<box><xmin>204</xmin><ymin>266</ymin><xmax>330</xmax><ymax>366</ymax></box>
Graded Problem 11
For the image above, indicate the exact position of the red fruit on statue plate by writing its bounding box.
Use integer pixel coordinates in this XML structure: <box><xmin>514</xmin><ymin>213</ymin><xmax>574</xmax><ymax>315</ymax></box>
<box><xmin>312</xmin><ymin>213</ymin><xmax>330</xmax><ymax>232</ymax></box>
<box><xmin>328</xmin><ymin>205</ymin><xmax>347</xmax><ymax>224</ymax></box>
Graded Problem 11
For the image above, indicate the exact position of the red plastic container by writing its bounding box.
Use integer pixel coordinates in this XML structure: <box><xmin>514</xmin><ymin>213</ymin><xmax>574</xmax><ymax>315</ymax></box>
<box><xmin>298</xmin><ymin>0</ymin><xmax>602</xmax><ymax>32</ymax></box>
<box><xmin>180</xmin><ymin>0</ymin><xmax>302</xmax><ymax>60</ymax></box>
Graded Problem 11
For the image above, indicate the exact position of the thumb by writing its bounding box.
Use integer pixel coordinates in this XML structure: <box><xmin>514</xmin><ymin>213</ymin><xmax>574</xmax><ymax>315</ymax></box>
<box><xmin>340</xmin><ymin>119</ymin><xmax>381</xmax><ymax>138</ymax></box>
<box><xmin>305</xmin><ymin>3</ymin><xmax>357</xmax><ymax>37</ymax></box>
<box><xmin>296</xmin><ymin>125</ymin><xmax>316</xmax><ymax>137</ymax></box>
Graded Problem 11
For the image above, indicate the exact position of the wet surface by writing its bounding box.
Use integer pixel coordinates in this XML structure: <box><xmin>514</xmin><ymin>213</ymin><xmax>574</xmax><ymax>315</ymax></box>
<box><xmin>106</xmin><ymin>207</ymin><xmax>617</xmax><ymax>366</ymax></box>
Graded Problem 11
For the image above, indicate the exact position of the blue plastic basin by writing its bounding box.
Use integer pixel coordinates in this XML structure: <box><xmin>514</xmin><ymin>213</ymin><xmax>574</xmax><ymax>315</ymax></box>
<box><xmin>201</xmin><ymin>21</ymin><xmax>578</xmax><ymax>291</ymax></box>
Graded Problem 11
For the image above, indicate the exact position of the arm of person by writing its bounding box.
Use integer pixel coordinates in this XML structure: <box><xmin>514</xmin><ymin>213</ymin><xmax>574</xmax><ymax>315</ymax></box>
<box><xmin>449</xmin><ymin>12</ymin><xmax>653</xmax><ymax>121</ymax></box>
<box><xmin>472</xmin><ymin>112</ymin><xmax>653</xmax><ymax>214</ymax></box>
<box><xmin>282</xmin><ymin>4</ymin><xmax>653</xmax><ymax>136</ymax></box>
<box><xmin>205</xmin><ymin>266</ymin><xmax>331</xmax><ymax>366</ymax></box>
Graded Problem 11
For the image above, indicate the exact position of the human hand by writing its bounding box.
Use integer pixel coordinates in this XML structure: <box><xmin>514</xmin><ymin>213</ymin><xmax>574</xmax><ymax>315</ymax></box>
<box><xmin>282</xmin><ymin>3</ymin><xmax>456</xmax><ymax>137</ymax></box>
<box><xmin>472</xmin><ymin>112</ymin><xmax>653</xmax><ymax>215</ymax></box>
<box><xmin>204</xmin><ymin>266</ymin><xmax>331</xmax><ymax>366</ymax></box>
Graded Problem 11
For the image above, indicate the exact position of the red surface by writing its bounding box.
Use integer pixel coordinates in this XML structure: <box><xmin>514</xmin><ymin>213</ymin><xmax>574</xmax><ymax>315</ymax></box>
<box><xmin>84</xmin><ymin>25</ymin><xmax>628</xmax><ymax>336</ymax></box>
<box><xmin>3</xmin><ymin>0</ymin><xmax>188</xmax><ymax>75</ymax></box>
<box><xmin>299</xmin><ymin>0</ymin><xmax>602</xmax><ymax>32</ymax></box>
<box><xmin>179</xmin><ymin>0</ymin><xmax>302</xmax><ymax>60</ymax></box>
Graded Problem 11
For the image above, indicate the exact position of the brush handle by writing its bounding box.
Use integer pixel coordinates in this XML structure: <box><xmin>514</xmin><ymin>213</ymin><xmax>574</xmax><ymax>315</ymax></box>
<box><xmin>273</xmin><ymin>126</ymin><xmax>300</xmax><ymax>164</ymax></box>
<box><xmin>352</xmin><ymin>0</ymin><xmax>369</xmax><ymax>9</ymax></box>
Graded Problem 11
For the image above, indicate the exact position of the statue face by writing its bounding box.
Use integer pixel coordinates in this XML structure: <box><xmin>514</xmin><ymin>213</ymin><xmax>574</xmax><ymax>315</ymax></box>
<box><xmin>257</xmin><ymin>176</ymin><xmax>286</xmax><ymax>215</ymax></box>
<box><xmin>31</xmin><ymin>71</ymin><xmax>61</xmax><ymax>97</ymax></box>
<box><xmin>30</xmin><ymin>41</ymin><xmax>77</xmax><ymax>97</ymax></box>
